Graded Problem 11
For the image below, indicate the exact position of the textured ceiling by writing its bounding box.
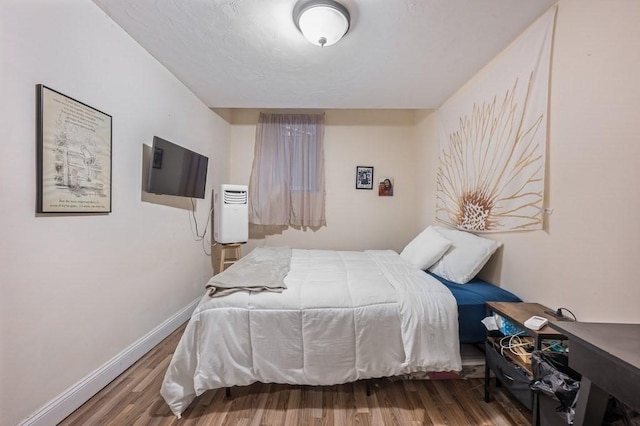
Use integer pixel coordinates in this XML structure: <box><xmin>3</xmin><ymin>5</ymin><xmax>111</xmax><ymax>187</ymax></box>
<box><xmin>92</xmin><ymin>0</ymin><xmax>556</xmax><ymax>109</ymax></box>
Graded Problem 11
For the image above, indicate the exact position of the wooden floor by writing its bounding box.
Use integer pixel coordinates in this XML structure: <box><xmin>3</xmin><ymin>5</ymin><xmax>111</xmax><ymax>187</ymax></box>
<box><xmin>60</xmin><ymin>324</ymin><xmax>532</xmax><ymax>425</ymax></box>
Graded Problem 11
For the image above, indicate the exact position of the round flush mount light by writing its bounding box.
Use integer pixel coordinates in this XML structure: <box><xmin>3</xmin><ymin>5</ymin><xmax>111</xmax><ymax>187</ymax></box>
<box><xmin>293</xmin><ymin>0</ymin><xmax>350</xmax><ymax>47</ymax></box>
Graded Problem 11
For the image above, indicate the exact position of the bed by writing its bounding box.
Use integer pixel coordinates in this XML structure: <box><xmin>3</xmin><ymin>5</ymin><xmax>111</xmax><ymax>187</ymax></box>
<box><xmin>161</xmin><ymin>225</ymin><xmax>511</xmax><ymax>417</ymax></box>
<box><xmin>427</xmin><ymin>272</ymin><xmax>522</xmax><ymax>344</ymax></box>
<box><xmin>161</xmin><ymin>247</ymin><xmax>463</xmax><ymax>417</ymax></box>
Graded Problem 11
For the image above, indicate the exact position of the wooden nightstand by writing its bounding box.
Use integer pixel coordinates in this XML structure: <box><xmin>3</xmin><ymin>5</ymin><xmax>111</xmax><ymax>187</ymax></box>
<box><xmin>484</xmin><ymin>302</ymin><xmax>568</xmax><ymax>425</ymax></box>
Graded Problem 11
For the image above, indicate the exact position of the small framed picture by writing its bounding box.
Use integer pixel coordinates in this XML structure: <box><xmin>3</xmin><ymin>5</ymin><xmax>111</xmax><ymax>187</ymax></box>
<box><xmin>378</xmin><ymin>177</ymin><xmax>394</xmax><ymax>196</ymax></box>
<box><xmin>356</xmin><ymin>166</ymin><xmax>374</xmax><ymax>189</ymax></box>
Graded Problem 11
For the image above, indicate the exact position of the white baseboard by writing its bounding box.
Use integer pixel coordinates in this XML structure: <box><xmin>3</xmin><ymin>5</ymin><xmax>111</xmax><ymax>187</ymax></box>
<box><xmin>19</xmin><ymin>298</ymin><xmax>200</xmax><ymax>426</ymax></box>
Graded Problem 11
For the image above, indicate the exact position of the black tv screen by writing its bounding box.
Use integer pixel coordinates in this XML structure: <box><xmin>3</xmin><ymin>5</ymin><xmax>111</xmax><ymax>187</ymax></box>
<box><xmin>147</xmin><ymin>136</ymin><xmax>208</xmax><ymax>199</ymax></box>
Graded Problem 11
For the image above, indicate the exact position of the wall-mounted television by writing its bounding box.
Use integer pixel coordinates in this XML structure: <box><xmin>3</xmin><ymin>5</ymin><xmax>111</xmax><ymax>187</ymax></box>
<box><xmin>147</xmin><ymin>136</ymin><xmax>208</xmax><ymax>199</ymax></box>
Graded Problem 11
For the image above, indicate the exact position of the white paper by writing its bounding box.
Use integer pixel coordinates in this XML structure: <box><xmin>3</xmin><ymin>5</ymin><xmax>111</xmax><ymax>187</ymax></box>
<box><xmin>481</xmin><ymin>316</ymin><xmax>499</xmax><ymax>331</ymax></box>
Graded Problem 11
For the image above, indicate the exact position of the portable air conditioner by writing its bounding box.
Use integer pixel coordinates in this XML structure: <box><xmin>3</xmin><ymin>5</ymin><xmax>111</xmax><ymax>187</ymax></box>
<box><xmin>214</xmin><ymin>184</ymin><xmax>248</xmax><ymax>244</ymax></box>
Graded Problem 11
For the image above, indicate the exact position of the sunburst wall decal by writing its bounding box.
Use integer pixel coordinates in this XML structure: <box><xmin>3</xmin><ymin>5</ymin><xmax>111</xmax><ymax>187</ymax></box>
<box><xmin>437</xmin><ymin>76</ymin><xmax>543</xmax><ymax>231</ymax></box>
<box><xmin>436</xmin><ymin>6</ymin><xmax>556</xmax><ymax>233</ymax></box>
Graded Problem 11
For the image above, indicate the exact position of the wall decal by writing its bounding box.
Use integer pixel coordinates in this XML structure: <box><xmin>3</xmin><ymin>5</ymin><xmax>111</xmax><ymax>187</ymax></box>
<box><xmin>436</xmin><ymin>6</ymin><xmax>556</xmax><ymax>232</ymax></box>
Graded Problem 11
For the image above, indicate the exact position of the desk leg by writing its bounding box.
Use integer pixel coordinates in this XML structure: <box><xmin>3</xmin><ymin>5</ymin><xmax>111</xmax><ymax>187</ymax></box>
<box><xmin>484</xmin><ymin>358</ymin><xmax>491</xmax><ymax>402</ymax></box>
<box><xmin>573</xmin><ymin>377</ymin><xmax>608</xmax><ymax>426</ymax></box>
<box><xmin>484</xmin><ymin>304</ymin><xmax>490</xmax><ymax>403</ymax></box>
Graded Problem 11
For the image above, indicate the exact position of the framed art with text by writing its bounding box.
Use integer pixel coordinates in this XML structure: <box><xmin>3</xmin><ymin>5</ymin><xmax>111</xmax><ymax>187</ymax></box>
<box><xmin>36</xmin><ymin>85</ymin><xmax>112</xmax><ymax>213</ymax></box>
<box><xmin>355</xmin><ymin>166</ymin><xmax>374</xmax><ymax>189</ymax></box>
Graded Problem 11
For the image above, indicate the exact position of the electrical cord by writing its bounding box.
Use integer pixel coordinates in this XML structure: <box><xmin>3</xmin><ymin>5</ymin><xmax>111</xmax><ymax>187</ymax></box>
<box><xmin>557</xmin><ymin>307</ymin><xmax>577</xmax><ymax>321</ymax></box>
<box><xmin>189</xmin><ymin>198</ymin><xmax>214</xmax><ymax>241</ymax></box>
<box><xmin>498</xmin><ymin>331</ymin><xmax>568</xmax><ymax>358</ymax></box>
<box><xmin>499</xmin><ymin>331</ymin><xmax>531</xmax><ymax>357</ymax></box>
<box><xmin>189</xmin><ymin>198</ymin><xmax>216</xmax><ymax>256</ymax></box>
<box><xmin>201</xmin><ymin>235</ymin><xmax>213</xmax><ymax>256</ymax></box>
<box><xmin>545</xmin><ymin>340</ymin><xmax>567</xmax><ymax>353</ymax></box>
<box><xmin>544</xmin><ymin>307</ymin><xmax>578</xmax><ymax>321</ymax></box>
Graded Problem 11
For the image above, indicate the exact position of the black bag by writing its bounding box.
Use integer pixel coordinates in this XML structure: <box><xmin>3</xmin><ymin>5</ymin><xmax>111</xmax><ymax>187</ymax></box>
<box><xmin>530</xmin><ymin>351</ymin><xmax>640</xmax><ymax>425</ymax></box>
<box><xmin>530</xmin><ymin>351</ymin><xmax>581</xmax><ymax>424</ymax></box>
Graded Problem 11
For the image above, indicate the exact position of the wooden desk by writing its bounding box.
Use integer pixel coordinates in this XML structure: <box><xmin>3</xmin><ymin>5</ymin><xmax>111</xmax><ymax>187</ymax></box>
<box><xmin>549</xmin><ymin>321</ymin><xmax>640</xmax><ymax>426</ymax></box>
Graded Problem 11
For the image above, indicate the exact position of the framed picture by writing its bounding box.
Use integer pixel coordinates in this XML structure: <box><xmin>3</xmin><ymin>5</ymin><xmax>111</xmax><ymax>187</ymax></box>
<box><xmin>36</xmin><ymin>85</ymin><xmax>112</xmax><ymax>213</ymax></box>
<box><xmin>355</xmin><ymin>166</ymin><xmax>374</xmax><ymax>189</ymax></box>
<box><xmin>378</xmin><ymin>177</ymin><xmax>394</xmax><ymax>196</ymax></box>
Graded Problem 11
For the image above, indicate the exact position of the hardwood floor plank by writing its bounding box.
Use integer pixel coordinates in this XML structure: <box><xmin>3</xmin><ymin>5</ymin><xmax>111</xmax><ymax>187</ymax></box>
<box><xmin>400</xmin><ymin>380</ymin><xmax>428</xmax><ymax>425</ymax></box>
<box><xmin>418</xmin><ymin>380</ymin><xmax>449</xmax><ymax>425</ymax></box>
<box><xmin>374</xmin><ymin>382</ymin><xmax>404</xmax><ymax>426</ymax></box>
<box><xmin>284</xmin><ymin>388</ymin><xmax>301</xmax><ymax>425</ymax></box>
<box><xmin>353</xmin><ymin>381</ymin><xmax>370</xmax><ymax>414</ymax></box>
<box><xmin>332</xmin><ymin>385</ymin><xmax>348</xmax><ymax>426</ymax></box>
<box><xmin>59</xmin><ymin>322</ymin><xmax>532</xmax><ymax>425</ymax></box>
<box><xmin>248</xmin><ymin>383</ymin><xmax>271</xmax><ymax>426</ymax></box>
<box><xmin>308</xmin><ymin>386</ymin><xmax>323</xmax><ymax>419</ymax></box>
<box><xmin>321</xmin><ymin>386</ymin><xmax>335</xmax><ymax>426</ymax></box>
<box><xmin>261</xmin><ymin>385</ymin><xmax>286</xmax><ymax>426</ymax></box>
<box><xmin>366</xmin><ymin>387</ymin><xmax>385</xmax><ymax>426</ymax></box>
<box><xmin>133</xmin><ymin>353</ymin><xmax>172</xmax><ymax>392</ymax></box>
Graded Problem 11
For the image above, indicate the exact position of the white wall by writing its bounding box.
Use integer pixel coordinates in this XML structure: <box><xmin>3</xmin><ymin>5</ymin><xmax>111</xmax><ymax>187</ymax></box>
<box><xmin>226</xmin><ymin>109</ymin><xmax>421</xmax><ymax>254</ymax></box>
<box><xmin>0</xmin><ymin>2</ymin><xmax>229</xmax><ymax>424</ymax></box>
<box><xmin>415</xmin><ymin>0</ymin><xmax>640</xmax><ymax>323</ymax></box>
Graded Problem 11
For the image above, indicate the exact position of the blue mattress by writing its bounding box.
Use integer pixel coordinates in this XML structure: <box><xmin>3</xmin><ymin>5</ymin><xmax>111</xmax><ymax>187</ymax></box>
<box><xmin>427</xmin><ymin>272</ymin><xmax>522</xmax><ymax>344</ymax></box>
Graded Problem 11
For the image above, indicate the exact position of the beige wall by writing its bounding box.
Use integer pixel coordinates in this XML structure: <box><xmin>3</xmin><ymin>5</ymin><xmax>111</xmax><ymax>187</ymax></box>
<box><xmin>415</xmin><ymin>0</ymin><xmax>640</xmax><ymax>323</ymax></box>
<box><xmin>225</xmin><ymin>109</ymin><xmax>422</xmax><ymax>254</ymax></box>
<box><xmin>0</xmin><ymin>2</ymin><xmax>230</xmax><ymax>424</ymax></box>
<box><xmin>413</xmin><ymin>109</ymin><xmax>440</xmax><ymax>227</ymax></box>
<box><xmin>227</xmin><ymin>1</ymin><xmax>640</xmax><ymax>324</ymax></box>
<box><xmin>3</xmin><ymin>0</ymin><xmax>639</xmax><ymax>424</ymax></box>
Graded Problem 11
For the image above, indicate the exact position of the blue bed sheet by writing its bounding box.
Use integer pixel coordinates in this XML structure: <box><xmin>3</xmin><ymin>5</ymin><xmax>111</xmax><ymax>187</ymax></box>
<box><xmin>427</xmin><ymin>272</ymin><xmax>522</xmax><ymax>344</ymax></box>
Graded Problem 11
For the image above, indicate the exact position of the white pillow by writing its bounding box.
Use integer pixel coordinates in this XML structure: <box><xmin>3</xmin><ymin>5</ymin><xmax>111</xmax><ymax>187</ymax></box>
<box><xmin>428</xmin><ymin>225</ymin><xmax>502</xmax><ymax>284</ymax></box>
<box><xmin>400</xmin><ymin>226</ymin><xmax>453</xmax><ymax>270</ymax></box>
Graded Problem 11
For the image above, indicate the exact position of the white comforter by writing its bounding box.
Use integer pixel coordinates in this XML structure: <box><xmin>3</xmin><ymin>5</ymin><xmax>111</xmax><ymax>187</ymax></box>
<box><xmin>161</xmin><ymin>249</ymin><xmax>461</xmax><ymax>417</ymax></box>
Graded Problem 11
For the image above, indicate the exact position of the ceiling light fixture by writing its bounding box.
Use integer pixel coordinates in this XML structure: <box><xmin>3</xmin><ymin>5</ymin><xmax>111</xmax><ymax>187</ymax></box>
<box><xmin>293</xmin><ymin>0</ymin><xmax>350</xmax><ymax>47</ymax></box>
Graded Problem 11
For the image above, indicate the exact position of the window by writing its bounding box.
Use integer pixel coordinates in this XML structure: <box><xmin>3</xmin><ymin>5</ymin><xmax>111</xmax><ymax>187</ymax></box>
<box><xmin>248</xmin><ymin>113</ymin><xmax>326</xmax><ymax>227</ymax></box>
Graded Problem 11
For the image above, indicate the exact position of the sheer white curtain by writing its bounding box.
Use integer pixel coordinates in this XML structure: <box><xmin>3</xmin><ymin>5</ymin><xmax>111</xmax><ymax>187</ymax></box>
<box><xmin>249</xmin><ymin>113</ymin><xmax>326</xmax><ymax>227</ymax></box>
